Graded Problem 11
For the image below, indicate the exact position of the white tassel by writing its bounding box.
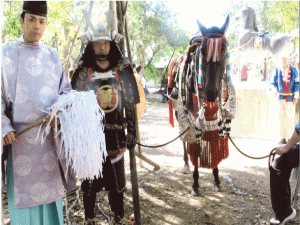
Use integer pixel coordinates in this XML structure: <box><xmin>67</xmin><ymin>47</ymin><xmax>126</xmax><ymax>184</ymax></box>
<box><xmin>41</xmin><ymin>90</ymin><xmax>107</xmax><ymax>180</ymax></box>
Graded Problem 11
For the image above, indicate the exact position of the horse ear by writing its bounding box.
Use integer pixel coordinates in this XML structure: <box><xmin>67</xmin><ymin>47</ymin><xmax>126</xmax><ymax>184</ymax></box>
<box><xmin>197</xmin><ymin>19</ymin><xmax>207</xmax><ymax>36</ymax></box>
<box><xmin>220</xmin><ymin>15</ymin><xmax>230</xmax><ymax>34</ymax></box>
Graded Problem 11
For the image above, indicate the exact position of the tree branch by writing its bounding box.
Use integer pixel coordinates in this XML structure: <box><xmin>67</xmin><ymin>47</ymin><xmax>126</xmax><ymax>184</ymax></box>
<box><xmin>144</xmin><ymin>46</ymin><xmax>161</xmax><ymax>68</ymax></box>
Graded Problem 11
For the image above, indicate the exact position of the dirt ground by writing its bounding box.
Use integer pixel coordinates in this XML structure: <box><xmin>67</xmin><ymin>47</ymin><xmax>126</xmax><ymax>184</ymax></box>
<box><xmin>2</xmin><ymin>90</ymin><xmax>300</xmax><ymax>225</ymax></box>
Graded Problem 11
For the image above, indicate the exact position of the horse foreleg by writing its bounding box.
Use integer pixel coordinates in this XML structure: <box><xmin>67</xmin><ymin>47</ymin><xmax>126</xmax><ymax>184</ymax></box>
<box><xmin>191</xmin><ymin>166</ymin><xmax>200</xmax><ymax>196</ymax></box>
<box><xmin>212</xmin><ymin>167</ymin><xmax>221</xmax><ymax>191</ymax></box>
<box><xmin>182</xmin><ymin>142</ymin><xmax>190</xmax><ymax>174</ymax></box>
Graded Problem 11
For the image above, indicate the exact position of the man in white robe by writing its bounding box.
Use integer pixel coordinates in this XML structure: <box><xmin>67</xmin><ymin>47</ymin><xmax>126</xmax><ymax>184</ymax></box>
<box><xmin>2</xmin><ymin>1</ymin><xmax>76</xmax><ymax>224</ymax></box>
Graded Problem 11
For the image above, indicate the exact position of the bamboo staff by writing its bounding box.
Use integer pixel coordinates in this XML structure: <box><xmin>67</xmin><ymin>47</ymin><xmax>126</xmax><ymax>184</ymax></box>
<box><xmin>15</xmin><ymin>116</ymin><xmax>47</xmax><ymax>138</ymax></box>
<box><xmin>16</xmin><ymin>109</ymin><xmax>62</xmax><ymax>138</ymax></box>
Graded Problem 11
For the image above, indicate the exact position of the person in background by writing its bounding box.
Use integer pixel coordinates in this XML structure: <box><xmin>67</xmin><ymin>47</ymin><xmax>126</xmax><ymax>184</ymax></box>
<box><xmin>269</xmin><ymin>122</ymin><xmax>299</xmax><ymax>225</ymax></box>
<box><xmin>161</xmin><ymin>87</ymin><xmax>168</xmax><ymax>103</ymax></box>
<box><xmin>134</xmin><ymin>65</ymin><xmax>147</xmax><ymax>119</ymax></box>
<box><xmin>137</xmin><ymin>66</ymin><xmax>147</xmax><ymax>96</ymax></box>
<box><xmin>241</xmin><ymin>64</ymin><xmax>248</xmax><ymax>81</ymax></box>
<box><xmin>2</xmin><ymin>1</ymin><xmax>76</xmax><ymax>224</ymax></box>
<box><xmin>271</xmin><ymin>55</ymin><xmax>299</xmax><ymax>144</ymax></box>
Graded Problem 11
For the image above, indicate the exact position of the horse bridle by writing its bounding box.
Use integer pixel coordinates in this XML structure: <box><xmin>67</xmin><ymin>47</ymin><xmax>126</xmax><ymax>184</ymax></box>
<box><xmin>198</xmin><ymin>33</ymin><xmax>229</xmax><ymax>108</ymax></box>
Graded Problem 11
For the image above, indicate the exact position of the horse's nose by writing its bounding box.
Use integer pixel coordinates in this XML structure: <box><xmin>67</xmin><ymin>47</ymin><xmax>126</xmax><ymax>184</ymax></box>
<box><xmin>205</xmin><ymin>86</ymin><xmax>218</xmax><ymax>102</ymax></box>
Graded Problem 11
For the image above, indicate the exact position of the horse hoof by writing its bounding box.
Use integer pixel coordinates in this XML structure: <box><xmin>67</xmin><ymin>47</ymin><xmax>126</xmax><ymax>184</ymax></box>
<box><xmin>191</xmin><ymin>188</ymin><xmax>200</xmax><ymax>196</ymax></box>
<box><xmin>182</xmin><ymin>165</ymin><xmax>190</xmax><ymax>174</ymax></box>
<box><xmin>214</xmin><ymin>183</ymin><xmax>222</xmax><ymax>192</ymax></box>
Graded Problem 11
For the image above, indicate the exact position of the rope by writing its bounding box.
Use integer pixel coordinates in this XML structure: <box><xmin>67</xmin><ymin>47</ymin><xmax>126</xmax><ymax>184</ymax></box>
<box><xmin>137</xmin><ymin>126</ymin><xmax>190</xmax><ymax>148</ymax></box>
<box><xmin>228</xmin><ymin>134</ymin><xmax>276</xmax><ymax>160</ymax></box>
<box><xmin>136</xmin><ymin>126</ymin><xmax>278</xmax><ymax>163</ymax></box>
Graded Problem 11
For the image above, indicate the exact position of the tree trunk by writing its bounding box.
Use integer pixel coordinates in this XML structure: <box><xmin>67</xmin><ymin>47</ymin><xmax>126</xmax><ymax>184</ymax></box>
<box><xmin>140</xmin><ymin>2</ymin><xmax>147</xmax><ymax>73</ymax></box>
<box><xmin>80</xmin><ymin>1</ymin><xmax>94</xmax><ymax>53</ymax></box>
<box><xmin>124</xmin><ymin>17</ymin><xmax>132</xmax><ymax>62</ymax></box>
<box><xmin>109</xmin><ymin>1</ymin><xmax>118</xmax><ymax>32</ymax></box>
<box><xmin>116</xmin><ymin>1</ymin><xmax>125</xmax><ymax>55</ymax></box>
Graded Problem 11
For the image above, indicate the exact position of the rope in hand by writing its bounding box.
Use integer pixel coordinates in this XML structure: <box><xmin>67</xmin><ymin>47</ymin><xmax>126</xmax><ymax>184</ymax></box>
<box><xmin>268</xmin><ymin>148</ymin><xmax>277</xmax><ymax>170</ymax></box>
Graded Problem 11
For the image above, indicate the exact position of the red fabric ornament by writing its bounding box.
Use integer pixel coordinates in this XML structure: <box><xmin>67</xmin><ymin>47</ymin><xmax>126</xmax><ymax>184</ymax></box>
<box><xmin>169</xmin><ymin>98</ymin><xmax>174</xmax><ymax>128</ymax></box>
<box><xmin>282</xmin><ymin>64</ymin><xmax>291</xmax><ymax>102</ymax></box>
<box><xmin>87</xmin><ymin>68</ymin><xmax>93</xmax><ymax>82</ymax></box>
<box><xmin>187</xmin><ymin>101</ymin><xmax>229</xmax><ymax>169</ymax></box>
<box><xmin>111</xmin><ymin>86</ymin><xmax>117</xmax><ymax>105</ymax></box>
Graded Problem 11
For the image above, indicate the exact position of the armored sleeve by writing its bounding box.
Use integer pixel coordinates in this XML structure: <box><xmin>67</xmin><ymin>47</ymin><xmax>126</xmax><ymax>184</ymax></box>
<box><xmin>118</xmin><ymin>65</ymin><xmax>137</xmax><ymax>149</ymax></box>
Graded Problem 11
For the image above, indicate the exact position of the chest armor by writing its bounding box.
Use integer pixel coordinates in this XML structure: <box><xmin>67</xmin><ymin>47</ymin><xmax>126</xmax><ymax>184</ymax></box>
<box><xmin>76</xmin><ymin>68</ymin><xmax>122</xmax><ymax>114</ymax></box>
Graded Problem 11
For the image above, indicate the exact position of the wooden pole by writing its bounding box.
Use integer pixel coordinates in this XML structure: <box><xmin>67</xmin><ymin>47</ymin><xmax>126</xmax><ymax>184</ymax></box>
<box><xmin>135</xmin><ymin>108</ymin><xmax>143</xmax><ymax>167</ymax></box>
<box><xmin>134</xmin><ymin>150</ymin><xmax>160</xmax><ymax>171</ymax></box>
<box><xmin>118</xmin><ymin>4</ymin><xmax>141</xmax><ymax>223</ymax></box>
<box><xmin>124</xmin><ymin>17</ymin><xmax>132</xmax><ymax>62</ymax></box>
<box><xmin>128</xmin><ymin>145</ymin><xmax>141</xmax><ymax>225</ymax></box>
<box><xmin>80</xmin><ymin>1</ymin><xmax>94</xmax><ymax>52</ymax></box>
<box><xmin>128</xmin><ymin>105</ymin><xmax>141</xmax><ymax>225</ymax></box>
<box><xmin>109</xmin><ymin>1</ymin><xmax>118</xmax><ymax>32</ymax></box>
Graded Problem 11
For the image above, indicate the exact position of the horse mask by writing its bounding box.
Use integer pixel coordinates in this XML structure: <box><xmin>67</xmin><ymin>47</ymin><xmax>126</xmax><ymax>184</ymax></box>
<box><xmin>197</xmin><ymin>15</ymin><xmax>230</xmax><ymax>102</ymax></box>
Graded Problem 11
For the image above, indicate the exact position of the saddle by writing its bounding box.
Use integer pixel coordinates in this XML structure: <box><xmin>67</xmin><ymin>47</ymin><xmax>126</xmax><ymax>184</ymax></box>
<box><xmin>255</xmin><ymin>30</ymin><xmax>270</xmax><ymax>49</ymax></box>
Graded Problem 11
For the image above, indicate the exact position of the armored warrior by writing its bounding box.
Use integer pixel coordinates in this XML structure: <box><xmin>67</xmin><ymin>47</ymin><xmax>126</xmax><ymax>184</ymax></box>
<box><xmin>71</xmin><ymin>21</ymin><xmax>138</xmax><ymax>225</ymax></box>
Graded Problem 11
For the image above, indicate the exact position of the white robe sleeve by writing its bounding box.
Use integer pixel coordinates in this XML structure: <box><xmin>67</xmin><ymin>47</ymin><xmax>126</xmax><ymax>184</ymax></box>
<box><xmin>1</xmin><ymin>70</ymin><xmax>15</xmax><ymax>139</ymax></box>
<box><xmin>58</xmin><ymin>67</ymin><xmax>72</xmax><ymax>95</ymax></box>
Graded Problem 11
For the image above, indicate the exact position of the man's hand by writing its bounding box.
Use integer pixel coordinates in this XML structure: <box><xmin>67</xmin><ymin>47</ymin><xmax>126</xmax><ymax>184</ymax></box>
<box><xmin>3</xmin><ymin>131</ymin><xmax>18</xmax><ymax>146</ymax></box>
<box><xmin>293</xmin><ymin>98</ymin><xmax>298</xmax><ymax>105</ymax></box>
<box><xmin>44</xmin><ymin>114</ymin><xmax>60</xmax><ymax>129</ymax></box>
<box><xmin>275</xmin><ymin>145</ymin><xmax>289</xmax><ymax>156</ymax></box>
<box><xmin>126</xmin><ymin>133</ymin><xmax>133</xmax><ymax>147</ymax></box>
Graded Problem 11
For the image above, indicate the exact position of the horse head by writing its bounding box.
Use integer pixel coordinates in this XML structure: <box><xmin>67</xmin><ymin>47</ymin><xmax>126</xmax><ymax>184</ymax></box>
<box><xmin>197</xmin><ymin>15</ymin><xmax>229</xmax><ymax>103</ymax></box>
<box><xmin>235</xmin><ymin>5</ymin><xmax>258</xmax><ymax>31</ymax></box>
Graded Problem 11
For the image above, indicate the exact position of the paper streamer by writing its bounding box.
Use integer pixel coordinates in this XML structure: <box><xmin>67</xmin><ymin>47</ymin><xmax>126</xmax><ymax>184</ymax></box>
<box><xmin>41</xmin><ymin>90</ymin><xmax>107</xmax><ymax>180</ymax></box>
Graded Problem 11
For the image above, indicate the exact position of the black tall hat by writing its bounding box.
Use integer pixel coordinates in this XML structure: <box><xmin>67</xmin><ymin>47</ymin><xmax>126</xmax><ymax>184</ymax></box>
<box><xmin>23</xmin><ymin>1</ymin><xmax>48</xmax><ymax>16</ymax></box>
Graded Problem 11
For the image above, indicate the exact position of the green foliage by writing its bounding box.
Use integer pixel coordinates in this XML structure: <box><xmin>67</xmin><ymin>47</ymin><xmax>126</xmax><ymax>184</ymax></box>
<box><xmin>260</xmin><ymin>1</ymin><xmax>299</xmax><ymax>33</ymax></box>
<box><xmin>127</xmin><ymin>1</ymin><xmax>189</xmax><ymax>70</ymax></box>
<box><xmin>2</xmin><ymin>1</ymin><xmax>23</xmax><ymax>42</ymax></box>
<box><xmin>144</xmin><ymin>63</ymin><xmax>159</xmax><ymax>83</ymax></box>
<box><xmin>227</xmin><ymin>30</ymin><xmax>239</xmax><ymax>50</ymax></box>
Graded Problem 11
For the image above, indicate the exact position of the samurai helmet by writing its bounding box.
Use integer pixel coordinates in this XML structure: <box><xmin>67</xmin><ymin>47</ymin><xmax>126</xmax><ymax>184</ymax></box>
<box><xmin>78</xmin><ymin>10</ymin><xmax>122</xmax><ymax>45</ymax></box>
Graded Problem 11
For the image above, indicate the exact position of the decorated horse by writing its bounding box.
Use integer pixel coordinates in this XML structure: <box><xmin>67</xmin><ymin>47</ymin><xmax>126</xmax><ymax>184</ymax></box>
<box><xmin>235</xmin><ymin>5</ymin><xmax>298</xmax><ymax>56</ymax></box>
<box><xmin>167</xmin><ymin>15</ymin><xmax>237</xmax><ymax>195</ymax></box>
